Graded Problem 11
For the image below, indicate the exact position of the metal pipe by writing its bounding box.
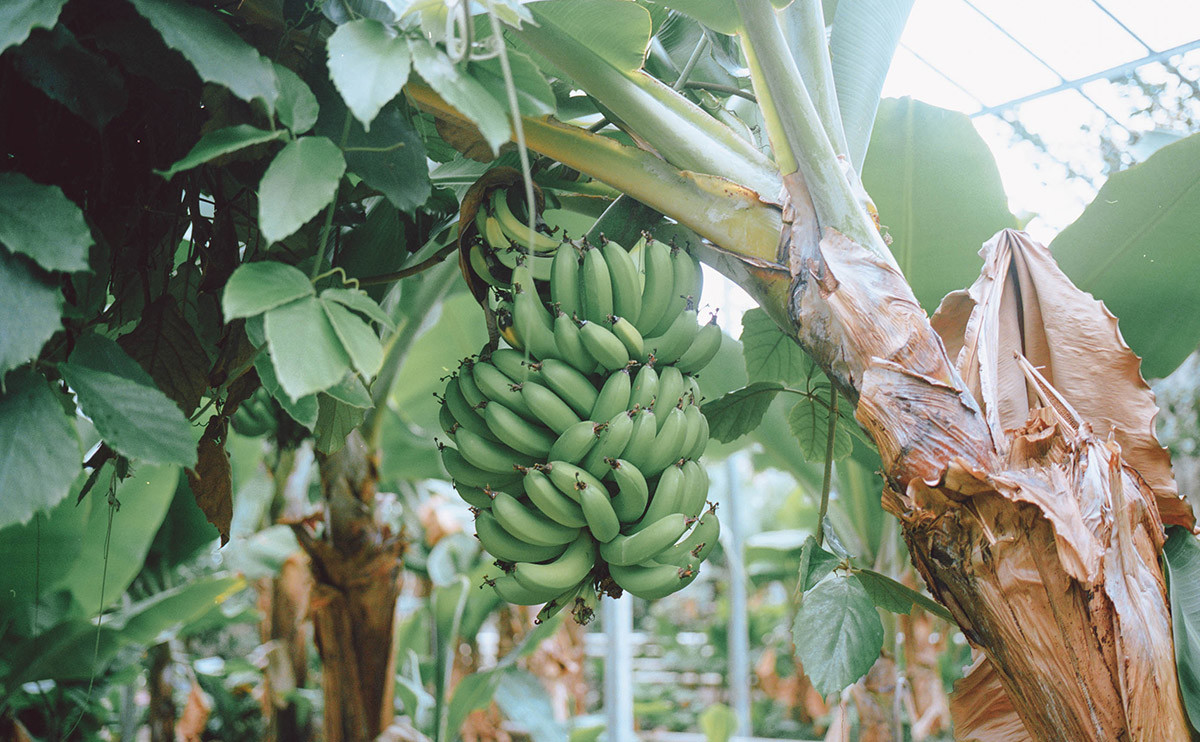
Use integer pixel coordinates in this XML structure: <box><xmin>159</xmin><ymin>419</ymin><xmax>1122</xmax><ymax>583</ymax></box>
<box><xmin>604</xmin><ymin>595</ymin><xmax>636</xmax><ymax>742</ymax></box>
<box><xmin>725</xmin><ymin>457</ymin><xmax>752</xmax><ymax>735</ymax></box>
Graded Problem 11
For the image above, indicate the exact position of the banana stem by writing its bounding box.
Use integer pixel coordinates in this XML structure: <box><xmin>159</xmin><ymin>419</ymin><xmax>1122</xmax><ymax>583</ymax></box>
<box><xmin>816</xmin><ymin>386</ymin><xmax>837</xmax><ymax>548</ymax></box>
<box><xmin>782</xmin><ymin>0</ymin><xmax>849</xmax><ymax>159</ymax></box>
<box><xmin>673</xmin><ymin>34</ymin><xmax>711</xmax><ymax>91</ymax></box>
<box><xmin>735</xmin><ymin>0</ymin><xmax>893</xmax><ymax>263</ymax></box>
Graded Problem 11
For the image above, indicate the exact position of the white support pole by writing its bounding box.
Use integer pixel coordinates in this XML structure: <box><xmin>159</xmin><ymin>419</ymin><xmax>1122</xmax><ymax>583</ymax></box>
<box><xmin>604</xmin><ymin>594</ymin><xmax>636</xmax><ymax>742</ymax></box>
<box><xmin>724</xmin><ymin>457</ymin><xmax>753</xmax><ymax>735</ymax></box>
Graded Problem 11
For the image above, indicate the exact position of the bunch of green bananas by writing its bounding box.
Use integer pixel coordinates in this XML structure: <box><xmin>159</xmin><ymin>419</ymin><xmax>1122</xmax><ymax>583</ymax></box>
<box><xmin>437</xmin><ymin>234</ymin><xmax>723</xmax><ymax>624</ymax></box>
<box><xmin>467</xmin><ymin>187</ymin><xmax>564</xmax><ymax>292</ymax></box>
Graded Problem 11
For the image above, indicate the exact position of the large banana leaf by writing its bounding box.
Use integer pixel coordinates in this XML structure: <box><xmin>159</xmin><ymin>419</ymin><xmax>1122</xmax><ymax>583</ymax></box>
<box><xmin>1050</xmin><ymin>132</ymin><xmax>1200</xmax><ymax>379</ymax></box>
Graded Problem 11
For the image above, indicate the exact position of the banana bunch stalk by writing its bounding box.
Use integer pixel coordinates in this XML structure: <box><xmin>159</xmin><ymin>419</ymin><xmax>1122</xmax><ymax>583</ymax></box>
<box><xmin>437</xmin><ymin>233</ymin><xmax>723</xmax><ymax>623</ymax></box>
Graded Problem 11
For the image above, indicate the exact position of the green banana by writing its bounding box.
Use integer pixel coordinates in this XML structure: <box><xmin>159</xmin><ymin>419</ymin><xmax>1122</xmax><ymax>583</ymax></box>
<box><xmin>455</xmin><ymin>426</ymin><xmax>532</xmax><ymax>474</ymax></box>
<box><xmin>609</xmin><ymin>560</ymin><xmax>697</xmax><ymax>600</ymax></box>
<box><xmin>491</xmin><ymin>189</ymin><xmax>561</xmax><ymax>253</ymax></box>
<box><xmin>551</xmin><ymin>246</ymin><xmax>582</xmax><ymax>319</ymax></box>
<box><xmin>635</xmin><ymin>239</ymin><xmax>673</xmax><ymax>335</ymax></box>
<box><xmin>535</xmin><ymin>579</ymin><xmax>588</xmax><ymax>624</ymax></box>
<box><xmin>679</xmin><ymin>403</ymin><xmax>704</xmax><ymax>460</ymax></box>
<box><xmin>644</xmin><ymin>406</ymin><xmax>688</xmax><ymax>474</ymax></box>
<box><xmin>537</xmin><ymin>358</ymin><xmax>598</xmax><ymax>416</ymax></box>
<box><xmin>581</xmin><ymin>410</ymin><xmax>633</xmax><ymax>480</ymax></box>
<box><xmin>458</xmin><ymin>361</ymin><xmax>488</xmax><ymax>408</ymax></box>
<box><xmin>524</xmin><ymin>466</ymin><xmax>588</xmax><ymax>528</ymax></box>
<box><xmin>578</xmin><ymin>320</ymin><xmax>630</xmax><ymax>371</ymax></box>
<box><xmin>607</xmin><ymin>457</ymin><xmax>649</xmax><ymax>522</ymax></box>
<box><xmin>591</xmin><ymin>367</ymin><xmax>631</xmax><ymax>422</ymax></box>
<box><xmin>644</xmin><ymin>309</ymin><xmax>699</xmax><ymax>365</ymax></box>
<box><xmin>661</xmin><ymin>507</ymin><xmax>719</xmax><ymax>566</ymax></box>
<box><xmin>491</xmin><ymin>491</ymin><xmax>581</xmax><ymax>546</ymax></box>
<box><xmin>511</xmin><ymin>265</ymin><xmax>559</xmax><ymax>360</ymax></box>
<box><xmin>650</xmin><ymin>246</ymin><xmax>700</xmax><ymax>335</ymax></box>
<box><xmin>655</xmin><ymin>365</ymin><xmax>685</xmax><ymax>422</ymax></box>
<box><xmin>469</xmin><ymin>242</ymin><xmax>504</xmax><ymax>288</ymax></box>
<box><xmin>637</xmin><ymin>463</ymin><xmax>684</xmax><ymax>527</ymax></box>
<box><xmin>521</xmin><ymin>381</ymin><xmax>582</xmax><ymax>434</ymax></box>
<box><xmin>439</xmin><ymin>403</ymin><xmax>458</xmax><ymax>437</ymax></box>
<box><xmin>512</xmin><ymin>535</ymin><xmax>596</xmax><ymax>592</ymax></box>
<box><xmin>483</xmin><ymin>214</ymin><xmax>511</xmax><ymax>251</ymax></box>
<box><xmin>545</xmin><ymin>461</ymin><xmax>607</xmax><ymax>503</ymax></box>
<box><xmin>569</xmin><ymin>580</ymin><xmax>600</xmax><ymax>625</ymax></box>
<box><xmin>454</xmin><ymin>483</ymin><xmax>495</xmax><ymax>510</ymax></box>
<box><xmin>441</xmin><ymin>446</ymin><xmax>521</xmax><ymax>490</ymax></box>
<box><xmin>579</xmin><ymin>480</ymin><xmax>620</xmax><ymax>542</ymax></box>
<box><xmin>488</xmin><ymin>348</ymin><xmax>538</xmax><ymax>385</ymax></box>
<box><xmin>608</xmin><ymin>316</ymin><xmax>645</xmax><ymax>360</ymax></box>
<box><xmin>553</xmin><ymin>310</ymin><xmax>598</xmax><ymax>374</ymax></box>
<box><xmin>444</xmin><ymin>377</ymin><xmax>500</xmax><ymax>443</ymax></box>
<box><xmin>481</xmin><ymin>400</ymin><xmax>554</xmax><ymax>457</ymax></box>
<box><xmin>602</xmin><ymin>239</ymin><xmax>642</xmax><ymax>325</ymax></box>
<box><xmin>621</xmin><ymin>408</ymin><xmax>657</xmax><ymax>472</ymax></box>
<box><xmin>675</xmin><ymin>318</ymin><xmax>722</xmax><ymax>374</ymax></box>
<box><xmin>547</xmin><ymin>420</ymin><xmax>599</xmax><ymax>464</ymax></box>
<box><xmin>472</xmin><ymin>361</ymin><xmax>537</xmax><ymax>421</ymax></box>
<box><xmin>687</xmin><ymin>407</ymin><xmax>709</xmax><ymax>460</ymax></box>
<box><xmin>678</xmin><ymin>459</ymin><xmax>709</xmax><ymax>519</ymax></box>
<box><xmin>488</xmin><ymin>572</ymin><xmax>562</xmax><ymax>606</ymax></box>
<box><xmin>685</xmin><ymin>374</ymin><xmax>702</xmax><ymax>406</ymax></box>
<box><xmin>580</xmin><ymin>244</ymin><xmax>614</xmax><ymax>324</ymax></box>
<box><xmin>475</xmin><ymin>510</ymin><xmax>568</xmax><ymax>563</ymax></box>
<box><xmin>600</xmin><ymin>513</ymin><xmax>689</xmax><ymax>566</ymax></box>
<box><xmin>629</xmin><ymin>363</ymin><xmax>658</xmax><ymax>410</ymax></box>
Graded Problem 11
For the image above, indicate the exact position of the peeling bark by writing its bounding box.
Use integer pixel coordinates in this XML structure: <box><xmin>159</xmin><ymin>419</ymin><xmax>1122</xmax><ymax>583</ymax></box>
<box><xmin>780</xmin><ymin>217</ymin><xmax>1190</xmax><ymax>740</ymax></box>
<box><xmin>293</xmin><ymin>430</ymin><xmax>406</xmax><ymax>742</ymax></box>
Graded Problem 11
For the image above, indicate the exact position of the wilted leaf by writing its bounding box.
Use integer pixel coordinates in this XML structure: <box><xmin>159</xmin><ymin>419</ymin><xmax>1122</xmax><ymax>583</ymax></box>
<box><xmin>950</xmin><ymin>655</ymin><xmax>1032</xmax><ymax>741</ymax></box>
<box><xmin>931</xmin><ymin>229</ymin><xmax>1190</xmax><ymax>528</ymax></box>
<box><xmin>186</xmin><ymin>415</ymin><xmax>233</xmax><ymax>545</ymax></box>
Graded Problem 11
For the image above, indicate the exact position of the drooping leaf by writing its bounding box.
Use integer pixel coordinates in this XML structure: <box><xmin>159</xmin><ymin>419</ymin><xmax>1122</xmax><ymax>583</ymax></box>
<box><xmin>1051</xmin><ymin>132</ymin><xmax>1200</xmax><ymax>379</ymax></box>
<box><xmin>118</xmin><ymin>298</ymin><xmax>211</xmax><ymax>415</ymax></box>
<box><xmin>321</xmin><ymin>298</ymin><xmax>383</xmax><ymax>378</ymax></box>
<box><xmin>854</xmin><ymin>567</ymin><xmax>952</xmax><ymax>620</ymax></box>
<box><xmin>327</xmin><ymin>19</ymin><xmax>411</xmax><ymax>130</ymax></box>
<box><xmin>1164</xmin><ymin>527</ymin><xmax>1200</xmax><ymax>730</ymax></box>
<box><xmin>792</xmin><ymin>571</ymin><xmax>884</xmax><ymax>696</ymax></box>
<box><xmin>787</xmin><ymin>398</ymin><xmax>853</xmax><ymax>462</ymax></box>
<box><xmin>128</xmin><ymin>0</ymin><xmax>278</xmax><ymax>109</ymax></box>
<box><xmin>862</xmin><ymin>98</ymin><xmax>1016</xmax><ymax>312</ymax></box>
<box><xmin>273</xmin><ymin>63</ymin><xmax>319</xmax><ymax>134</ymax></box>
<box><xmin>0</xmin><ymin>369</ymin><xmax>81</xmax><ymax>528</ymax></box>
<box><xmin>701</xmin><ymin>381</ymin><xmax>783</xmax><ymax>443</ymax></box>
<box><xmin>0</xmin><ymin>250</ymin><xmax>62</xmax><ymax>376</ymax></box>
<box><xmin>157</xmin><ymin>125</ymin><xmax>285</xmax><ymax>179</ymax></box>
<box><xmin>264</xmin><ymin>297</ymin><xmax>351</xmax><ymax>401</ymax></box>
<box><xmin>831</xmin><ymin>0</ymin><xmax>915</xmax><ymax>171</ymax></box>
<box><xmin>185</xmin><ymin>415</ymin><xmax>233</xmax><ymax>545</ymax></box>
<box><xmin>379</xmin><ymin>408</ymin><xmax>443</xmax><ymax>482</ymax></box>
<box><xmin>257</xmin><ymin>136</ymin><xmax>347</xmax><ymax>244</ymax></box>
<box><xmin>314</xmin><ymin>392</ymin><xmax>366</xmax><ymax>454</ymax></box>
<box><xmin>740</xmin><ymin>307</ymin><xmax>815</xmax><ymax>384</ymax></box>
<box><xmin>797</xmin><ymin>535</ymin><xmax>839</xmax><ymax>593</ymax></box>
<box><xmin>410</xmin><ymin>38</ymin><xmax>511</xmax><ymax>156</ymax></box>
<box><xmin>59</xmin><ymin>334</ymin><xmax>196</xmax><ymax>467</ymax></box>
<box><xmin>254</xmin><ymin>352</ymin><xmax>317</xmax><ymax>428</ymax></box>
<box><xmin>470</xmin><ymin>49</ymin><xmax>555</xmax><ymax>117</ymax></box>
<box><xmin>59</xmin><ymin>463</ymin><xmax>180</xmax><ymax>613</ymax></box>
<box><xmin>222</xmin><ymin>260</ymin><xmax>315</xmax><ymax>320</ymax></box>
<box><xmin>0</xmin><ymin>171</ymin><xmax>92</xmax><ymax>273</ymax></box>
<box><xmin>0</xmin><ymin>0</ymin><xmax>67</xmax><ymax>56</ymax></box>
<box><xmin>494</xmin><ymin>670</ymin><xmax>568</xmax><ymax>742</ymax></box>
<box><xmin>115</xmin><ymin>575</ymin><xmax>243</xmax><ymax>645</ymax></box>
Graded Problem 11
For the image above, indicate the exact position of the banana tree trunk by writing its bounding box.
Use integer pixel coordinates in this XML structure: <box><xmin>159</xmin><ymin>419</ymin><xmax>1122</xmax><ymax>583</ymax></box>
<box><xmin>292</xmin><ymin>430</ymin><xmax>405</xmax><ymax>742</ymax></box>
<box><xmin>767</xmin><ymin>176</ymin><xmax>1190</xmax><ymax>739</ymax></box>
